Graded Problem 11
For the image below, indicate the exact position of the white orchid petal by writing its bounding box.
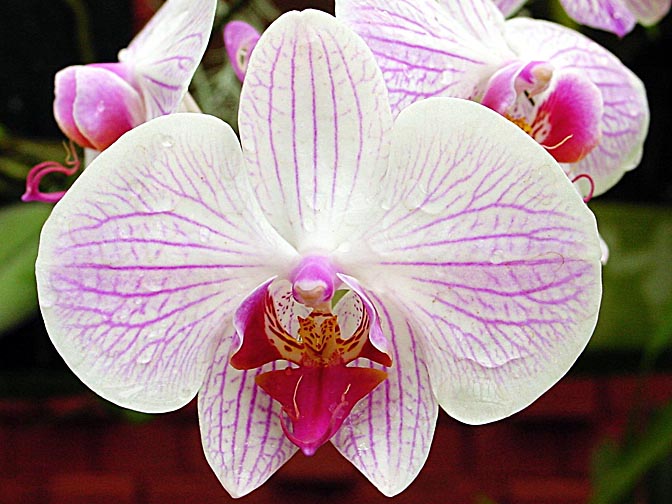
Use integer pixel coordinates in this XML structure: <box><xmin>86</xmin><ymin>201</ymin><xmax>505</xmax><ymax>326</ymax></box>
<box><xmin>335</xmin><ymin>0</ymin><xmax>514</xmax><ymax>115</ymax></box>
<box><xmin>504</xmin><ymin>18</ymin><xmax>649</xmax><ymax>195</ymax></box>
<box><xmin>491</xmin><ymin>0</ymin><xmax>528</xmax><ymax>17</ymax></box>
<box><xmin>559</xmin><ymin>0</ymin><xmax>637</xmax><ymax>35</ymax></box>
<box><xmin>36</xmin><ymin>113</ymin><xmax>295</xmax><ymax>412</ymax></box>
<box><xmin>331</xmin><ymin>293</ymin><xmax>438</xmax><ymax>497</ymax></box>
<box><xmin>198</xmin><ymin>327</ymin><xmax>298</xmax><ymax>498</ymax></box>
<box><xmin>239</xmin><ymin>9</ymin><xmax>393</xmax><ymax>252</ymax></box>
<box><xmin>355</xmin><ymin>98</ymin><xmax>601</xmax><ymax>424</ymax></box>
<box><xmin>122</xmin><ymin>0</ymin><xmax>216</xmax><ymax>118</ymax></box>
<box><xmin>627</xmin><ymin>0</ymin><xmax>671</xmax><ymax>25</ymax></box>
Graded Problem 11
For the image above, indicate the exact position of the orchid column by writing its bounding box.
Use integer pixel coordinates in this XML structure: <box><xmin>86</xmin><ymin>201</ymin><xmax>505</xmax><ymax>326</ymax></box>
<box><xmin>35</xmin><ymin>9</ymin><xmax>602</xmax><ymax>498</ymax></box>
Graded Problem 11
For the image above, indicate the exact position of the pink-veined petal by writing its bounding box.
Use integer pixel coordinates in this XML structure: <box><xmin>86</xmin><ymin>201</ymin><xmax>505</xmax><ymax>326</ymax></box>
<box><xmin>626</xmin><ymin>0</ymin><xmax>671</xmax><ymax>25</ymax></box>
<box><xmin>491</xmin><ymin>0</ymin><xmax>528</xmax><ymax>17</ymax></box>
<box><xmin>559</xmin><ymin>0</ymin><xmax>636</xmax><ymax>35</ymax></box>
<box><xmin>346</xmin><ymin>98</ymin><xmax>601</xmax><ymax>424</ymax></box>
<box><xmin>504</xmin><ymin>18</ymin><xmax>649</xmax><ymax>195</ymax></box>
<box><xmin>121</xmin><ymin>0</ymin><xmax>216</xmax><ymax>118</ymax></box>
<box><xmin>331</xmin><ymin>292</ymin><xmax>438</xmax><ymax>497</ymax></box>
<box><xmin>36</xmin><ymin>113</ymin><xmax>296</xmax><ymax>413</ymax></box>
<box><xmin>238</xmin><ymin>10</ymin><xmax>392</xmax><ymax>252</ymax></box>
<box><xmin>335</xmin><ymin>0</ymin><xmax>514</xmax><ymax>115</ymax></box>
<box><xmin>198</xmin><ymin>326</ymin><xmax>298</xmax><ymax>498</ymax></box>
<box><xmin>224</xmin><ymin>21</ymin><xmax>261</xmax><ymax>82</ymax></box>
<box><xmin>57</xmin><ymin>66</ymin><xmax>145</xmax><ymax>151</ymax></box>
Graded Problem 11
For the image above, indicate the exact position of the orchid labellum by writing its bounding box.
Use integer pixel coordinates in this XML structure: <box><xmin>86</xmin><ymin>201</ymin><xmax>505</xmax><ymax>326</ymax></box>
<box><xmin>336</xmin><ymin>0</ymin><xmax>649</xmax><ymax>198</ymax></box>
<box><xmin>22</xmin><ymin>0</ymin><xmax>216</xmax><ymax>203</ymax></box>
<box><xmin>36</xmin><ymin>10</ymin><xmax>602</xmax><ymax>498</ymax></box>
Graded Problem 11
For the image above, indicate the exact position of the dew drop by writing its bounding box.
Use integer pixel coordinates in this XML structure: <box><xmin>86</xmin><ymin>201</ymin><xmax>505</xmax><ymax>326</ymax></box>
<box><xmin>96</xmin><ymin>101</ymin><xmax>106</xmax><ymax>114</ymax></box>
<box><xmin>146</xmin><ymin>331</ymin><xmax>160</xmax><ymax>341</ymax></box>
<box><xmin>160</xmin><ymin>134</ymin><xmax>174</xmax><ymax>148</ymax></box>
<box><xmin>178</xmin><ymin>387</ymin><xmax>194</xmax><ymax>402</ymax></box>
<box><xmin>336</xmin><ymin>241</ymin><xmax>352</xmax><ymax>254</ymax></box>
<box><xmin>403</xmin><ymin>179</ymin><xmax>426</xmax><ymax>210</ymax></box>
<box><xmin>114</xmin><ymin>307</ymin><xmax>131</xmax><ymax>323</ymax></box>
<box><xmin>303</xmin><ymin>215</ymin><xmax>316</xmax><ymax>233</ymax></box>
<box><xmin>199</xmin><ymin>227</ymin><xmax>211</xmax><ymax>243</ymax></box>
<box><xmin>154</xmin><ymin>197</ymin><xmax>176</xmax><ymax>212</ymax></box>
<box><xmin>356</xmin><ymin>442</ymin><xmax>369</xmax><ymax>453</ymax></box>
<box><xmin>136</xmin><ymin>347</ymin><xmax>154</xmax><ymax>364</ymax></box>
<box><xmin>39</xmin><ymin>287</ymin><xmax>56</xmax><ymax>309</ymax></box>
<box><xmin>490</xmin><ymin>249</ymin><xmax>505</xmax><ymax>264</ymax></box>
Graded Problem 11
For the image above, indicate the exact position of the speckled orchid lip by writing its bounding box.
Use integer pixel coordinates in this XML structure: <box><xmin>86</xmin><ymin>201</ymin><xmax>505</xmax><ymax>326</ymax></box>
<box><xmin>35</xmin><ymin>9</ymin><xmax>602</xmax><ymax>499</ymax></box>
<box><xmin>336</xmin><ymin>0</ymin><xmax>649</xmax><ymax>197</ymax></box>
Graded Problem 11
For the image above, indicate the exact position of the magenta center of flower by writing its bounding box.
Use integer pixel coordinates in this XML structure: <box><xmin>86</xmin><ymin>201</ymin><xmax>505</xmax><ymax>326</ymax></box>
<box><xmin>482</xmin><ymin>60</ymin><xmax>603</xmax><ymax>164</ymax></box>
<box><xmin>230</xmin><ymin>256</ymin><xmax>391</xmax><ymax>455</ymax></box>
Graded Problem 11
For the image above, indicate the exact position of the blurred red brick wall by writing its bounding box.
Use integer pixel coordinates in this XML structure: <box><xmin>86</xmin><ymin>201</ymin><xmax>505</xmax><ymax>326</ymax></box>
<box><xmin>2</xmin><ymin>375</ymin><xmax>671</xmax><ymax>504</ymax></box>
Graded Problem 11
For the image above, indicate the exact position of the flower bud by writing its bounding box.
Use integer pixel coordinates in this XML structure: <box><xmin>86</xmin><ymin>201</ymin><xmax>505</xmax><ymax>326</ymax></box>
<box><xmin>53</xmin><ymin>65</ymin><xmax>145</xmax><ymax>151</ymax></box>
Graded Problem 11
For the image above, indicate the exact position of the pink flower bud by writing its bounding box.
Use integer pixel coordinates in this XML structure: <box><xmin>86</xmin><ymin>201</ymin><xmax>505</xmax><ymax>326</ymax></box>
<box><xmin>53</xmin><ymin>65</ymin><xmax>144</xmax><ymax>151</ymax></box>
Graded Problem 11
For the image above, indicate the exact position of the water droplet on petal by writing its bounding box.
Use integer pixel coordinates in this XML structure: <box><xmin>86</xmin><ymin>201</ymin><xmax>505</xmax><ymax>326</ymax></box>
<box><xmin>96</xmin><ymin>101</ymin><xmax>106</xmax><ymax>114</ymax></box>
<box><xmin>154</xmin><ymin>197</ymin><xmax>176</xmax><ymax>212</ymax></box>
<box><xmin>160</xmin><ymin>134</ymin><xmax>174</xmax><ymax>148</ymax></box>
<box><xmin>336</xmin><ymin>241</ymin><xmax>352</xmax><ymax>254</ymax></box>
<box><xmin>303</xmin><ymin>215</ymin><xmax>316</xmax><ymax>233</ymax></box>
<box><xmin>490</xmin><ymin>249</ymin><xmax>505</xmax><ymax>264</ymax></box>
<box><xmin>199</xmin><ymin>227</ymin><xmax>211</xmax><ymax>243</ymax></box>
<box><xmin>136</xmin><ymin>347</ymin><xmax>154</xmax><ymax>364</ymax></box>
<box><xmin>114</xmin><ymin>307</ymin><xmax>131</xmax><ymax>323</ymax></box>
<box><xmin>146</xmin><ymin>331</ymin><xmax>160</xmax><ymax>341</ymax></box>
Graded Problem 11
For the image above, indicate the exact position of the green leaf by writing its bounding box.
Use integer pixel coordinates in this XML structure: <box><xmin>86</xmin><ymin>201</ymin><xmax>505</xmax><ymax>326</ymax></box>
<box><xmin>588</xmin><ymin>202</ymin><xmax>672</xmax><ymax>352</ymax></box>
<box><xmin>590</xmin><ymin>402</ymin><xmax>672</xmax><ymax>504</ymax></box>
<box><xmin>642</xmin><ymin>294</ymin><xmax>672</xmax><ymax>369</ymax></box>
<box><xmin>0</xmin><ymin>203</ymin><xmax>52</xmax><ymax>333</ymax></box>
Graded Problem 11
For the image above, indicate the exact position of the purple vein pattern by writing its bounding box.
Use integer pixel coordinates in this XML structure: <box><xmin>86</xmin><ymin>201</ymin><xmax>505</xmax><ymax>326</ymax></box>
<box><xmin>36</xmin><ymin>9</ymin><xmax>604</xmax><ymax>498</ymax></box>
<box><xmin>344</xmin><ymin>99</ymin><xmax>602</xmax><ymax>423</ymax></box>
<box><xmin>122</xmin><ymin>0</ymin><xmax>216</xmax><ymax>118</ymax></box>
<box><xmin>559</xmin><ymin>0</ymin><xmax>670</xmax><ymax>36</ymax></box>
<box><xmin>503</xmin><ymin>19</ymin><xmax>649</xmax><ymax>195</ymax></box>
<box><xmin>335</xmin><ymin>0</ymin><xmax>515</xmax><ymax>116</ymax></box>
<box><xmin>238</xmin><ymin>9</ymin><xmax>393</xmax><ymax>252</ymax></box>
<box><xmin>199</xmin><ymin>327</ymin><xmax>298</xmax><ymax>497</ymax></box>
<box><xmin>332</xmin><ymin>292</ymin><xmax>438</xmax><ymax>496</ymax></box>
<box><xmin>36</xmin><ymin>114</ymin><xmax>296</xmax><ymax>412</ymax></box>
<box><xmin>491</xmin><ymin>0</ymin><xmax>527</xmax><ymax>16</ymax></box>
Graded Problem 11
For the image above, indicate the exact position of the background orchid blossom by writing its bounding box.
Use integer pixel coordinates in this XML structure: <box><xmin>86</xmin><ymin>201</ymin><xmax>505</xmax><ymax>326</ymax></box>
<box><xmin>224</xmin><ymin>20</ymin><xmax>261</xmax><ymax>82</ymax></box>
<box><xmin>492</xmin><ymin>0</ymin><xmax>671</xmax><ymax>37</ymax></box>
<box><xmin>35</xmin><ymin>9</ymin><xmax>602</xmax><ymax>498</ymax></box>
<box><xmin>21</xmin><ymin>0</ymin><xmax>216</xmax><ymax>203</ymax></box>
<box><xmin>336</xmin><ymin>0</ymin><xmax>649</xmax><ymax>199</ymax></box>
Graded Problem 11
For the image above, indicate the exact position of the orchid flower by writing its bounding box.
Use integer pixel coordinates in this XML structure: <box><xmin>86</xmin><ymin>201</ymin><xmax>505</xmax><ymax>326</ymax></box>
<box><xmin>493</xmin><ymin>0</ymin><xmax>671</xmax><ymax>37</ymax></box>
<box><xmin>36</xmin><ymin>10</ymin><xmax>602</xmax><ymax>497</ymax></box>
<box><xmin>22</xmin><ymin>0</ymin><xmax>216</xmax><ymax>203</ymax></box>
<box><xmin>224</xmin><ymin>21</ymin><xmax>261</xmax><ymax>82</ymax></box>
<box><xmin>336</xmin><ymin>0</ymin><xmax>649</xmax><ymax>199</ymax></box>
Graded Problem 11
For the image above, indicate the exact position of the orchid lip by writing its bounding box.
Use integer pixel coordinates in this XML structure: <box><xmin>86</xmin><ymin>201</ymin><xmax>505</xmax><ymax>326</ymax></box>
<box><xmin>230</xmin><ymin>269</ymin><xmax>392</xmax><ymax>455</ymax></box>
